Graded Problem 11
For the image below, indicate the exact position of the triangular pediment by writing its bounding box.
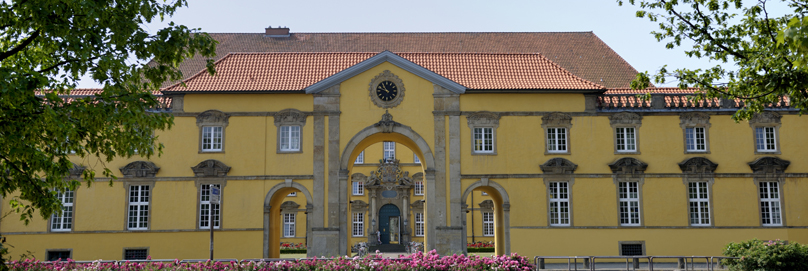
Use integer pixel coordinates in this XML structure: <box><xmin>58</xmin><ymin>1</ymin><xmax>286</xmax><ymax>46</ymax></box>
<box><xmin>305</xmin><ymin>51</ymin><xmax>466</xmax><ymax>94</ymax></box>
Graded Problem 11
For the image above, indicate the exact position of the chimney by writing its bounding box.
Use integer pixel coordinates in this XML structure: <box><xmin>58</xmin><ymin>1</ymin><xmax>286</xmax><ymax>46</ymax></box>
<box><xmin>265</xmin><ymin>26</ymin><xmax>290</xmax><ymax>37</ymax></box>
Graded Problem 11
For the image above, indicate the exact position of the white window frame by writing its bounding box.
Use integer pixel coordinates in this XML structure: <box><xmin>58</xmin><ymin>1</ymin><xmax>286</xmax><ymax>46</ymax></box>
<box><xmin>548</xmin><ymin>182</ymin><xmax>570</xmax><ymax>226</ymax></box>
<box><xmin>283</xmin><ymin>213</ymin><xmax>295</xmax><ymax>237</ymax></box>
<box><xmin>201</xmin><ymin>126</ymin><xmax>223</xmax><ymax>152</ymax></box>
<box><xmin>288</xmin><ymin>192</ymin><xmax>297</xmax><ymax>197</ymax></box>
<box><xmin>688</xmin><ymin>182</ymin><xmax>711</xmax><ymax>226</ymax></box>
<box><xmin>413</xmin><ymin>153</ymin><xmax>420</xmax><ymax>164</ymax></box>
<box><xmin>759</xmin><ymin>181</ymin><xmax>783</xmax><ymax>226</ymax></box>
<box><xmin>546</xmin><ymin>127</ymin><xmax>568</xmax><ymax>153</ymax></box>
<box><xmin>482</xmin><ymin>212</ymin><xmax>495</xmax><ymax>236</ymax></box>
<box><xmin>127</xmin><ymin>185</ymin><xmax>150</xmax><ymax>230</ymax></box>
<box><xmin>352</xmin><ymin>181</ymin><xmax>364</xmax><ymax>196</ymax></box>
<box><xmin>414</xmin><ymin>213</ymin><xmax>424</xmax><ymax>236</ymax></box>
<box><xmin>755</xmin><ymin>127</ymin><xmax>778</xmax><ymax>153</ymax></box>
<box><xmin>473</xmin><ymin>127</ymin><xmax>494</xmax><ymax>153</ymax></box>
<box><xmin>355</xmin><ymin>151</ymin><xmax>364</xmax><ymax>164</ymax></box>
<box><xmin>685</xmin><ymin>127</ymin><xmax>707</xmax><ymax>152</ymax></box>
<box><xmin>618</xmin><ymin>181</ymin><xmax>641</xmax><ymax>226</ymax></box>
<box><xmin>615</xmin><ymin>127</ymin><xmax>637</xmax><ymax>153</ymax></box>
<box><xmin>199</xmin><ymin>184</ymin><xmax>221</xmax><ymax>229</ymax></box>
<box><xmin>352</xmin><ymin>212</ymin><xmax>364</xmax><ymax>236</ymax></box>
<box><xmin>279</xmin><ymin>125</ymin><xmax>301</xmax><ymax>152</ymax></box>
<box><xmin>383</xmin><ymin>141</ymin><xmax>395</xmax><ymax>161</ymax></box>
<box><xmin>414</xmin><ymin>181</ymin><xmax>424</xmax><ymax>196</ymax></box>
<box><xmin>51</xmin><ymin>190</ymin><xmax>74</xmax><ymax>232</ymax></box>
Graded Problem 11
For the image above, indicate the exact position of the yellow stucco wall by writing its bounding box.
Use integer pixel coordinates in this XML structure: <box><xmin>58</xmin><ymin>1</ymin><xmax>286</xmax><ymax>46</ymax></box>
<box><xmin>3</xmin><ymin>60</ymin><xmax>808</xmax><ymax>260</ymax></box>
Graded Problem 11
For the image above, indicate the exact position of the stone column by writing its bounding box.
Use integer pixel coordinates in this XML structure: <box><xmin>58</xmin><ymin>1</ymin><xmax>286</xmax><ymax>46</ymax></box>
<box><xmin>370</xmin><ymin>190</ymin><xmax>377</xmax><ymax>245</ymax></box>
<box><xmin>338</xmin><ymin>170</ymin><xmax>348</xmax><ymax>255</ymax></box>
<box><xmin>312</xmin><ymin>85</ymin><xmax>340</xmax><ymax>256</ymax></box>
<box><xmin>402</xmin><ymin>194</ymin><xmax>410</xmax><ymax>243</ymax></box>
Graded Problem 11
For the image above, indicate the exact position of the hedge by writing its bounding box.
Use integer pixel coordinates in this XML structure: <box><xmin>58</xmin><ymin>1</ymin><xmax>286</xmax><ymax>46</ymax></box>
<box><xmin>467</xmin><ymin>247</ymin><xmax>495</xmax><ymax>253</ymax></box>
<box><xmin>280</xmin><ymin>249</ymin><xmax>307</xmax><ymax>254</ymax></box>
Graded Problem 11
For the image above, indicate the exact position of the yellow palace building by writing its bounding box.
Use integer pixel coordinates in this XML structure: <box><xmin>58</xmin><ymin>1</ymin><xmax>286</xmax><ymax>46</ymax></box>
<box><xmin>4</xmin><ymin>28</ymin><xmax>808</xmax><ymax>260</ymax></box>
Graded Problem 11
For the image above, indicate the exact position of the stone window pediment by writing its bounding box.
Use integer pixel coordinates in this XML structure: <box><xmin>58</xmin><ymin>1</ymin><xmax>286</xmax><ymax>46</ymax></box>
<box><xmin>478</xmin><ymin>199</ymin><xmax>494</xmax><ymax>211</ymax></box>
<box><xmin>467</xmin><ymin>111</ymin><xmax>501</xmax><ymax>128</ymax></box>
<box><xmin>467</xmin><ymin>111</ymin><xmax>500</xmax><ymax>155</ymax></box>
<box><xmin>748</xmin><ymin>156</ymin><xmax>790</xmax><ymax>174</ymax></box>
<box><xmin>196</xmin><ymin>110</ymin><xmax>230</xmax><ymax>127</ymax></box>
<box><xmin>608</xmin><ymin>157</ymin><xmax>647</xmax><ymax>174</ymax></box>
<box><xmin>678</xmin><ymin>157</ymin><xmax>718</xmax><ymax>174</ymax></box>
<box><xmin>196</xmin><ymin>110</ymin><xmax>229</xmax><ymax>153</ymax></box>
<box><xmin>191</xmin><ymin>159</ymin><xmax>231</xmax><ymax>177</ymax></box>
<box><xmin>120</xmin><ymin>161</ymin><xmax>160</xmax><ymax>178</ymax></box>
<box><xmin>540</xmin><ymin>158</ymin><xmax>578</xmax><ymax>174</ymax></box>
<box><xmin>274</xmin><ymin>109</ymin><xmax>307</xmax><ymax>127</ymax></box>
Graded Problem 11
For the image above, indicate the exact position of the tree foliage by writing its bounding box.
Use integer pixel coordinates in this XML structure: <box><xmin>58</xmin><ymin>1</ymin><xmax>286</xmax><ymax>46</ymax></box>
<box><xmin>0</xmin><ymin>0</ymin><xmax>216</xmax><ymax>224</ymax></box>
<box><xmin>618</xmin><ymin>0</ymin><xmax>808</xmax><ymax>120</ymax></box>
<box><xmin>722</xmin><ymin>239</ymin><xmax>808</xmax><ymax>271</ymax></box>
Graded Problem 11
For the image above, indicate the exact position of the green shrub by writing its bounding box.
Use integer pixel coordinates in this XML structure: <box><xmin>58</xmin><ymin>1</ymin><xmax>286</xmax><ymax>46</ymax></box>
<box><xmin>280</xmin><ymin>249</ymin><xmax>307</xmax><ymax>254</ymax></box>
<box><xmin>722</xmin><ymin>239</ymin><xmax>808</xmax><ymax>271</ymax></box>
<box><xmin>467</xmin><ymin>247</ymin><xmax>495</xmax><ymax>253</ymax></box>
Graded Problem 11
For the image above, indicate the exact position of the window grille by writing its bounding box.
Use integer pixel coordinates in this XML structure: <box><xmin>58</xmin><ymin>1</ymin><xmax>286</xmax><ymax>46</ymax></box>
<box><xmin>618</xmin><ymin>182</ymin><xmax>641</xmax><ymax>226</ymax></box>
<box><xmin>280</xmin><ymin>125</ymin><xmax>301</xmax><ymax>151</ymax></box>
<box><xmin>685</xmin><ymin>127</ymin><xmax>706</xmax><ymax>152</ymax></box>
<box><xmin>352</xmin><ymin>181</ymin><xmax>364</xmax><ymax>196</ymax></box>
<box><xmin>283</xmin><ymin>213</ymin><xmax>295</xmax><ymax>237</ymax></box>
<box><xmin>546</xmin><ymin>127</ymin><xmax>567</xmax><ymax>153</ymax></box>
<box><xmin>615</xmin><ymin>127</ymin><xmax>636</xmax><ymax>152</ymax></box>
<box><xmin>383</xmin><ymin>142</ymin><xmax>395</xmax><ymax>161</ymax></box>
<box><xmin>124</xmin><ymin>249</ymin><xmax>148</xmax><ymax>260</ymax></box>
<box><xmin>352</xmin><ymin>212</ymin><xmax>364</xmax><ymax>236</ymax></box>
<box><xmin>473</xmin><ymin>128</ymin><xmax>494</xmax><ymax>153</ymax></box>
<box><xmin>51</xmin><ymin>190</ymin><xmax>74</xmax><ymax>231</ymax></box>
<box><xmin>548</xmin><ymin>182</ymin><xmax>570</xmax><ymax>226</ymax></box>
<box><xmin>760</xmin><ymin>181</ymin><xmax>782</xmax><ymax>226</ymax></box>
<box><xmin>688</xmin><ymin>182</ymin><xmax>710</xmax><ymax>225</ymax></box>
<box><xmin>482</xmin><ymin>212</ymin><xmax>494</xmax><ymax>236</ymax></box>
<box><xmin>755</xmin><ymin>127</ymin><xmax>777</xmax><ymax>152</ymax></box>
<box><xmin>621</xmin><ymin>243</ymin><xmax>643</xmax><ymax>256</ymax></box>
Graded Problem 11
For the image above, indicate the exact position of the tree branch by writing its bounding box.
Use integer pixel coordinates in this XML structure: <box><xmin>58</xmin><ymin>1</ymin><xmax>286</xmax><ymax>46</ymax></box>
<box><xmin>662</xmin><ymin>0</ymin><xmax>749</xmax><ymax>61</ymax></box>
<box><xmin>37</xmin><ymin>55</ymin><xmax>101</xmax><ymax>74</ymax></box>
<box><xmin>0</xmin><ymin>29</ymin><xmax>39</xmax><ymax>62</ymax></box>
<box><xmin>760</xmin><ymin>0</ymin><xmax>795</xmax><ymax>68</ymax></box>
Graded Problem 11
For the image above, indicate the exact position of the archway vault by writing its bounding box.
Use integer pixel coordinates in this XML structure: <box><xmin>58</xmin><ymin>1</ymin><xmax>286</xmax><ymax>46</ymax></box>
<box><xmin>461</xmin><ymin>178</ymin><xmax>511</xmax><ymax>255</ymax></box>
<box><xmin>336</xmin><ymin>117</ymin><xmax>454</xmax><ymax>255</ymax></box>
<box><xmin>263</xmin><ymin>180</ymin><xmax>313</xmax><ymax>258</ymax></box>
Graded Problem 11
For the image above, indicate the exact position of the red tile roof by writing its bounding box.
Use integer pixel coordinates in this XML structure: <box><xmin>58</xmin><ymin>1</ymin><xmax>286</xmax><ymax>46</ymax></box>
<box><xmin>604</xmin><ymin>87</ymin><xmax>700</xmax><ymax>94</ymax></box>
<box><xmin>36</xmin><ymin>89</ymin><xmax>172</xmax><ymax>107</ymax></box>
<box><xmin>163</xmin><ymin>52</ymin><xmax>605</xmax><ymax>92</ymax></box>
<box><xmin>159</xmin><ymin>32</ymin><xmax>640</xmax><ymax>89</ymax></box>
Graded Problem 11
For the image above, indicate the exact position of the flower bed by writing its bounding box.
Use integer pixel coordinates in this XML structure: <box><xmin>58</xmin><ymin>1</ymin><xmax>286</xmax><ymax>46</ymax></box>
<box><xmin>467</xmin><ymin>241</ymin><xmax>495</xmax><ymax>252</ymax></box>
<box><xmin>280</xmin><ymin>242</ymin><xmax>306</xmax><ymax>254</ymax></box>
<box><xmin>7</xmin><ymin>250</ymin><xmax>532</xmax><ymax>271</ymax></box>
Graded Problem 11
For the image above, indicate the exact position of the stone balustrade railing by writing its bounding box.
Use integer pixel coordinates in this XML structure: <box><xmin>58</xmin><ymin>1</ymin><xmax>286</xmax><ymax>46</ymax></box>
<box><xmin>597</xmin><ymin>93</ymin><xmax>791</xmax><ymax>111</ymax></box>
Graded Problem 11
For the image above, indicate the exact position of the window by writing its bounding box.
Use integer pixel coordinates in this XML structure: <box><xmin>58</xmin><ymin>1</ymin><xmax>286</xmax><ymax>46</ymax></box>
<box><xmin>619</xmin><ymin>242</ymin><xmax>645</xmax><ymax>256</ymax></box>
<box><xmin>124</xmin><ymin>249</ymin><xmax>148</xmax><ymax>260</ymax></box>
<box><xmin>414</xmin><ymin>213</ymin><xmax>424</xmax><ymax>236</ymax></box>
<box><xmin>51</xmin><ymin>190</ymin><xmax>74</xmax><ymax>232</ymax></box>
<box><xmin>201</xmin><ymin>126</ymin><xmax>223</xmax><ymax>152</ymax></box>
<box><xmin>288</xmin><ymin>192</ymin><xmax>297</xmax><ymax>197</ymax></box>
<box><xmin>688</xmin><ymin>182</ymin><xmax>710</xmax><ymax>226</ymax></box>
<box><xmin>197</xmin><ymin>110</ymin><xmax>229</xmax><ymax>152</ymax></box>
<box><xmin>473</xmin><ymin>127</ymin><xmax>494</xmax><ymax>153</ymax></box>
<box><xmin>749</xmin><ymin>112</ymin><xmax>781</xmax><ymax>154</ymax></box>
<box><xmin>414</xmin><ymin>181</ymin><xmax>424</xmax><ymax>196</ymax></box>
<box><xmin>279</xmin><ymin>125</ymin><xmax>301</xmax><ymax>152</ymax></box>
<box><xmin>760</xmin><ymin>181</ymin><xmax>782</xmax><ymax>226</ymax></box>
<box><xmin>199</xmin><ymin>184</ymin><xmax>220</xmax><ymax>229</ymax></box>
<box><xmin>128</xmin><ymin>185</ymin><xmax>150</xmax><ymax>230</ymax></box>
<box><xmin>413</xmin><ymin>153</ymin><xmax>420</xmax><ymax>164</ymax></box>
<box><xmin>618</xmin><ymin>182</ymin><xmax>641</xmax><ymax>226</ymax></box>
<box><xmin>755</xmin><ymin>127</ymin><xmax>777</xmax><ymax>152</ymax></box>
<box><xmin>355</xmin><ymin>151</ymin><xmax>364</xmax><ymax>164</ymax></box>
<box><xmin>482</xmin><ymin>212</ymin><xmax>494</xmax><ymax>236</ymax></box>
<box><xmin>352</xmin><ymin>212</ymin><xmax>364</xmax><ymax>236</ymax></box>
<box><xmin>383</xmin><ymin>142</ymin><xmax>395</xmax><ymax>161</ymax></box>
<box><xmin>615</xmin><ymin>127</ymin><xmax>636</xmax><ymax>152</ymax></box>
<box><xmin>352</xmin><ymin>181</ymin><xmax>364</xmax><ymax>196</ymax></box>
<box><xmin>274</xmin><ymin>109</ymin><xmax>307</xmax><ymax>153</ymax></box>
<box><xmin>47</xmin><ymin>250</ymin><xmax>71</xmax><ymax>261</ymax></box>
<box><xmin>609</xmin><ymin>112</ymin><xmax>642</xmax><ymax>154</ymax></box>
<box><xmin>467</xmin><ymin>111</ymin><xmax>500</xmax><ymax>155</ymax></box>
<box><xmin>546</xmin><ymin>128</ymin><xmax>568</xmax><ymax>153</ymax></box>
<box><xmin>283</xmin><ymin>213</ymin><xmax>295</xmax><ymax>237</ymax></box>
<box><xmin>481</xmin><ymin>191</ymin><xmax>488</xmax><ymax>196</ymax></box>
<box><xmin>680</xmin><ymin>112</ymin><xmax>711</xmax><ymax>153</ymax></box>
<box><xmin>685</xmin><ymin>127</ymin><xmax>707</xmax><ymax>152</ymax></box>
<box><xmin>548</xmin><ymin>182</ymin><xmax>570</xmax><ymax>226</ymax></box>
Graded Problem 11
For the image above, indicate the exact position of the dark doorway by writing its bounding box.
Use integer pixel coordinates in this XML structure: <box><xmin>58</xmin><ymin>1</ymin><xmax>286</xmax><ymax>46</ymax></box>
<box><xmin>378</xmin><ymin>204</ymin><xmax>400</xmax><ymax>244</ymax></box>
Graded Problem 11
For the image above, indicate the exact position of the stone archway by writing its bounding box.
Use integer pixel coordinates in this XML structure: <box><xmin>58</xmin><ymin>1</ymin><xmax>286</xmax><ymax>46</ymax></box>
<box><xmin>461</xmin><ymin>178</ymin><xmax>511</xmax><ymax>255</ymax></box>
<box><xmin>263</xmin><ymin>180</ymin><xmax>314</xmax><ymax>258</ymax></box>
<box><xmin>337</xmin><ymin>111</ymin><xmax>447</xmax><ymax>255</ymax></box>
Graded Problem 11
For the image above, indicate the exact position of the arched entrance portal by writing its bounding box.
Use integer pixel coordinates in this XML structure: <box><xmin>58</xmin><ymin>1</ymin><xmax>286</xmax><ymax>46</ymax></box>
<box><xmin>263</xmin><ymin>181</ymin><xmax>314</xmax><ymax>258</ymax></box>
<box><xmin>338</xmin><ymin>112</ymin><xmax>446</xmax><ymax>255</ymax></box>
<box><xmin>461</xmin><ymin>179</ymin><xmax>511</xmax><ymax>255</ymax></box>
<box><xmin>378</xmin><ymin>204</ymin><xmax>401</xmax><ymax>244</ymax></box>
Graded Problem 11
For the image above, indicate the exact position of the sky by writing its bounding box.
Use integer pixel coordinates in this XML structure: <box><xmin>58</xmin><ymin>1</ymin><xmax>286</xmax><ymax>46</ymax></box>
<box><xmin>80</xmin><ymin>0</ymin><xmax>771</xmax><ymax>88</ymax></box>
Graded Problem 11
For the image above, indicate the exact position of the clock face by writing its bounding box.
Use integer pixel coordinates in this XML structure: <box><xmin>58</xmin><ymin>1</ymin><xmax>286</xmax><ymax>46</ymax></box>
<box><xmin>375</xmin><ymin>81</ymin><xmax>398</xmax><ymax>101</ymax></box>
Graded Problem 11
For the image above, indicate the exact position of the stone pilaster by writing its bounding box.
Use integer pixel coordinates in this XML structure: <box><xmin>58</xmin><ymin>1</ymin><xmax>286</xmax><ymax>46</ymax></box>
<box><xmin>313</xmin><ymin>85</ymin><xmax>340</xmax><ymax>256</ymax></box>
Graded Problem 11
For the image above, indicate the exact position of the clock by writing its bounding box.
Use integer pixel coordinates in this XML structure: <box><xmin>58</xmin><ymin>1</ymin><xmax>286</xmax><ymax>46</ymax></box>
<box><xmin>375</xmin><ymin>81</ymin><xmax>398</xmax><ymax>101</ymax></box>
<box><xmin>369</xmin><ymin>70</ymin><xmax>405</xmax><ymax>108</ymax></box>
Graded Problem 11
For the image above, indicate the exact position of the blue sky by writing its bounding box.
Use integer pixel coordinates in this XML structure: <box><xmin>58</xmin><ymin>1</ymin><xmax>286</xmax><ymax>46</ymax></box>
<box><xmin>81</xmin><ymin>0</ymin><xmax>776</xmax><ymax>88</ymax></box>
